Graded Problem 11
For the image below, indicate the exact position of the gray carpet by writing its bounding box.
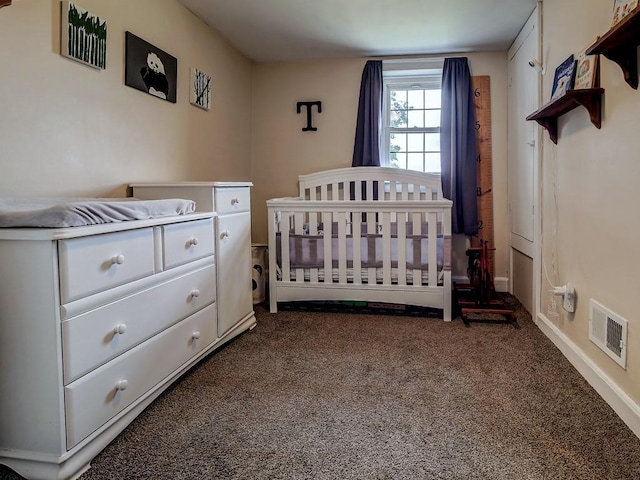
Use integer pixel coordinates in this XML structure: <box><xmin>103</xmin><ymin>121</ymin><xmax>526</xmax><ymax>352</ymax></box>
<box><xmin>2</xmin><ymin>296</ymin><xmax>640</xmax><ymax>479</ymax></box>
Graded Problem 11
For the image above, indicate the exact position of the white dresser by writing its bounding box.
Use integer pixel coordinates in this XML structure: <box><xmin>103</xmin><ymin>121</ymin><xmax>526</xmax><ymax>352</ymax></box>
<box><xmin>0</xmin><ymin>213</ymin><xmax>255</xmax><ymax>480</ymax></box>
<box><xmin>130</xmin><ymin>182</ymin><xmax>255</xmax><ymax>338</ymax></box>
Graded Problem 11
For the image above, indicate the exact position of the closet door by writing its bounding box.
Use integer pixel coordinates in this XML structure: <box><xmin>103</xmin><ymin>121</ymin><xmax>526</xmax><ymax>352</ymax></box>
<box><xmin>507</xmin><ymin>5</ymin><xmax>541</xmax><ymax>313</ymax></box>
<box><xmin>508</xmin><ymin>9</ymin><xmax>539</xmax><ymax>256</ymax></box>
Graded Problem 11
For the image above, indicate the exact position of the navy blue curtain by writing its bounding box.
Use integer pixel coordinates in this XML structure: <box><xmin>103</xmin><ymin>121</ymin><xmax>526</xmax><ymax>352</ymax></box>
<box><xmin>351</xmin><ymin>60</ymin><xmax>382</xmax><ymax>202</ymax></box>
<box><xmin>352</xmin><ymin>60</ymin><xmax>382</xmax><ymax>167</ymax></box>
<box><xmin>440</xmin><ymin>57</ymin><xmax>479</xmax><ymax>236</ymax></box>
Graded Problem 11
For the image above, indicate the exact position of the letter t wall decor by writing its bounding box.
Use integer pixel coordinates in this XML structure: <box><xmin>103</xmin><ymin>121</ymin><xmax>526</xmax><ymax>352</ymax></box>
<box><xmin>296</xmin><ymin>101</ymin><xmax>322</xmax><ymax>131</ymax></box>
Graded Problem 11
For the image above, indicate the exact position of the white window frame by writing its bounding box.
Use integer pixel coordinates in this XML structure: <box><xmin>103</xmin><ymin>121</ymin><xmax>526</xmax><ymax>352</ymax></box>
<box><xmin>381</xmin><ymin>61</ymin><xmax>443</xmax><ymax>173</ymax></box>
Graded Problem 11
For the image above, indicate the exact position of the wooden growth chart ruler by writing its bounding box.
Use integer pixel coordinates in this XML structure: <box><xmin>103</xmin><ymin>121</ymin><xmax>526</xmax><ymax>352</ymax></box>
<box><xmin>470</xmin><ymin>75</ymin><xmax>494</xmax><ymax>278</ymax></box>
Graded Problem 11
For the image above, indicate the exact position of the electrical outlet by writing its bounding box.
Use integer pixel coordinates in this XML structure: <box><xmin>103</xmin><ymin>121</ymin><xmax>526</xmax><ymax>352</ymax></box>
<box><xmin>562</xmin><ymin>283</ymin><xmax>575</xmax><ymax>313</ymax></box>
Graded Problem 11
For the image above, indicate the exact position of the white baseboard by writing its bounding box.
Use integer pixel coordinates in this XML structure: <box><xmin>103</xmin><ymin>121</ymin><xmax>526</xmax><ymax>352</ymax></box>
<box><xmin>452</xmin><ymin>276</ymin><xmax>509</xmax><ymax>293</ymax></box>
<box><xmin>494</xmin><ymin>277</ymin><xmax>509</xmax><ymax>293</ymax></box>
<box><xmin>535</xmin><ymin>312</ymin><xmax>640</xmax><ymax>440</ymax></box>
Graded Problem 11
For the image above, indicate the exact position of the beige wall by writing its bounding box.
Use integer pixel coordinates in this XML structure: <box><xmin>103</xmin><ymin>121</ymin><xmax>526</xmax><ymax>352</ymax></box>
<box><xmin>250</xmin><ymin>53</ymin><xmax>511</xmax><ymax>283</ymax></box>
<box><xmin>540</xmin><ymin>1</ymin><xmax>640</xmax><ymax>403</ymax></box>
<box><xmin>0</xmin><ymin>0</ymin><xmax>252</xmax><ymax>198</ymax></box>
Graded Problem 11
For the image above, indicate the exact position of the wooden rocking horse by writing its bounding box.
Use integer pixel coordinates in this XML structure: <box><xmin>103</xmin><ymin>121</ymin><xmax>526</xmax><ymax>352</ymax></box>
<box><xmin>454</xmin><ymin>240</ymin><xmax>518</xmax><ymax>328</ymax></box>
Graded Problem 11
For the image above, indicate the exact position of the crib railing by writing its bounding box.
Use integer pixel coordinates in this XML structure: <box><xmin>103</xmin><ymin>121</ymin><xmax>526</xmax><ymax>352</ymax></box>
<box><xmin>267</xmin><ymin>199</ymin><xmax>452</xmax><ymax>290</ymax></box>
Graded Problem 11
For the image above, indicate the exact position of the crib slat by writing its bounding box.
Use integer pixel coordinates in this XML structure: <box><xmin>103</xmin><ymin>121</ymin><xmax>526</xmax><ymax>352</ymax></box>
<box><xmin>366</xmin><ymin>210</ymin><xmax>376</xmax><ymax>284</ymax></box>
<box><xmin>293</xmin><ymin>212</ymin><xmax>304</xmax><ymax>283</ymax></box>
<box><xmin>308</xmin><ymin>190</ymin><xmax>319</xmax><ymax>283</ymax></box>
<box><xmin>428</xmin><ymin>211</ymin><xmax>438</xmax><ymax>287</ymax></box>
<box><xmin>412</xmin><ymin>212</ymin><xmax>421</xmax><ymax>286</ymax></box>
<box><xmin>323</xmin><ymin>210</ymin><xmax>332</xmax><ymax>282</ymax></box>
<box><xmin>332</xmin><ymin>182</ymin><xmax>339</xmax><ymax>201</ymax></box>
<box><xmin>378</xmin><ymin>180</ymin><xmax>384</xmax><ymax>201</ymax></box>
<box><xmin>337</xmin><ymin>211</ymin><xmax>347</xmax><ymax>283</ymax></box>
<box><xmin>401</xmin><ymin>182</ymin><xmax>408</xmax><ymax>201</ymax></box>
<box><xmin>366</xmin><ymin>181</ymin><xmax>374</xmax><ymax>202</ymax></box>
<box><xmin>397</xmin><ymin>212</ymin><xmax>407</xmax><ymax>286</ymax></box>
<box><xmin>382</xmin><ymin>212</ymin><xmax>391</xmax><ymax>285</ymax></box>
<box><xmin>354</xmin><ymin>180</ymin><xmax>362</xmax><ymax>201</ymax></box>
<box><xmin>321</xmin><ymin>184</ymin><xmax>328</xmax><ymax>201</ymax></box>
<box><xmin>309</xmin><ymin>209</ymin><xmax>318</xmax><ymax>283</ymax></box>
<box><xmin>352</xmin><ymin>211</ymin><xmax>362</xmax><ymax>284</ymax></box>
<box><xmin>281</xmin><ymin>212</ymin><xmax>291</xmax><ymax>283</ymax></box>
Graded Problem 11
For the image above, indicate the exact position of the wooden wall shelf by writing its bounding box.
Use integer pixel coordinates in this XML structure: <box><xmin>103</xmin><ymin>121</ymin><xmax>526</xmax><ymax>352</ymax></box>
<box><xmin>586</xmin><ymin>7</ymin><xmax>640</xmax><ymax>89</ymax></box>
<box><xmin>526</xmin><ymin>88</ymin><xmax>604</xmax><ymax>144</ymax></box>
<box><xmin>0</xmin><ymin>1</ymin><xmax>12</xmax><ymax>9</ymax></box>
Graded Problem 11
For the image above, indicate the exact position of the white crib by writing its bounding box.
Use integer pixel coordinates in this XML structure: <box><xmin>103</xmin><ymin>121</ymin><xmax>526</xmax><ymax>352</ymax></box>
<box><xmin>267</xmin><ymin>167</ymin><xmax>453</xmax><ymax>321</ymax></box>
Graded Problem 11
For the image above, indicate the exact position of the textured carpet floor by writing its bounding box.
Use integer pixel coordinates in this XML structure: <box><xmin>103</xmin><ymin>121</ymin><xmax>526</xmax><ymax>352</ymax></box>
<box><xmin>2</xmin><ymin>296</ymin><xmax>640</xmax><ymax>480</ymax></box>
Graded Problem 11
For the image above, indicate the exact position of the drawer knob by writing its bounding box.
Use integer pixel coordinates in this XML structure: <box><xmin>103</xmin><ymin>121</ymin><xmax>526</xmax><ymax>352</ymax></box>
<box><xmin>115</xmin><ymin>380</ymin><xmax>129</xmax><ymax>391</ymax></box>
<box><xmin>192</xmin><ymin>331</ymin><xmax>201</xmax><ymax>340</ymax></box>
<box><xmin>220</xmin><ymin>230</ymin><xmax>229</xmax><ymax>239</ymax></box>
<box><xmin>113</xmin><ymin>324</ymin><xmax>127</xmax><ymax>335</ymax></box>
<box><xmin>111</xmin><ymin>254</ymin><xmax>125</xmax><ymax>265</ymax></box>
<box><xmin>189</xmin><ymin>237</ymin><xmax>199</xmax><ymax>246</ymax></box>
<box><xmin>191</xmin><ymin>288</ymin><xmax>201</xmax><ymax>298</ymax></box>
<box><xmin>231</xmin><ymin>197</ymin><xmax>240</xmax><ymax>205</ymax></box>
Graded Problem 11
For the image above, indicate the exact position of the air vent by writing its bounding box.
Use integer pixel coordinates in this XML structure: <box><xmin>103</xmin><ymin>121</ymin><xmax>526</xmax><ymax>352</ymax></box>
<box><xmin>589</xmin><ymin>299</ymin><xmax>628</xmax><ymax>369</ymax></box>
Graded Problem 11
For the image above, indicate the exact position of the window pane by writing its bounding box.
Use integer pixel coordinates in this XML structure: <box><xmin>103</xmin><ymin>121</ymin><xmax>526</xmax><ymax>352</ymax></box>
<box><xmin>390</xmin><ymin>90</ymin><xmax>408</xmax><ymax>129</ymax></box>
<box><xmin>407</xmin><ymin>90</ymin><xmax>424</xmax><ymax>109</ymax></box>
<box><xmin>391</xmin><ymin>89</ymin><xmax>407</xmax><ymax>106</ymax></box>
<box><xmin>425</xmin><ymin>89</ymin><xmax>441</xmax><ymax>108</ymax></box>
<box><xmin>425</xmin><ymin>133</ymin><xmax>439</xmax><ymax>151</ymax></box>
<box><xmin>393</xmin><ymin>152</ymin><xmax>407</xmax><ymax>169</ymax></box>
<box><xmin>407</xmin><ymin>153</ymin><xmax>424</xmax><ymax>171</ymax></box>
<box><xmin>425</xmin><ymin>153</ymin><xmax>441</xmax><ymax>173</ymax></box>
<box><xmin>392</xmin><ymin>133</ymin><xmax>407</xmax><ymax>153</ymax></box>
<box><xmin>425</xmin><ymin>110</ymin><xmax>440</xmax><ymax>128</ymax></box>
<box><xmin>390</xmin><ymin>110</ymin><xmax>407</xmax><ymax>128</ymax></box>
<box><xmin>407</xmin><ymin>109</ymin><xmax>424</xmax><ymax>128</ymax></box>
<box><xmin>407</xmin><ymin>132</ymin><xmax>424</xmax><ymax>151</ymax></box>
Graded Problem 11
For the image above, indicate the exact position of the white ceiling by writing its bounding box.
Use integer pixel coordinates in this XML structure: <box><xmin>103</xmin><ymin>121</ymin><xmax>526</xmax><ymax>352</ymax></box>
<box><xmin>177</xmin><ymin>0</ymin><xmax>538</xmax><ymax>62</ymax></box>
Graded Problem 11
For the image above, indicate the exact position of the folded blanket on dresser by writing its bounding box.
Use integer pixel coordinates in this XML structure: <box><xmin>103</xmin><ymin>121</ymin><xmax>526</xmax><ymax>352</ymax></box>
<box><xmin>0</xmin><ymin>197</ymin><xmax>196</xmax><ymax>228</ymax></box>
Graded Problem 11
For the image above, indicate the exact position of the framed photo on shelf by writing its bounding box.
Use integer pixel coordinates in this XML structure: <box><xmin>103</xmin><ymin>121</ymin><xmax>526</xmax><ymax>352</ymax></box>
<box><xmin>573</xmin><ymin>50</ymin><xmax>599</xmax><ymax>89</ymax></box>
<box><xmin>550</xmin><ymin>55</ymin><xmax>576</xmax><ymax>100</ymax></box>
<box><xmin>612</xmin><ymin>0</ymin><xmax>638</xmax><ymax>26</ymax></box>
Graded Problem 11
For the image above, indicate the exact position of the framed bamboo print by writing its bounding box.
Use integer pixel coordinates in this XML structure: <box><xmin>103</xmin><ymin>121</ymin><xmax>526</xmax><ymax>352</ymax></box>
<box><xmin>190</xmin><ymin>68</ymin><xmax>212</xmax><ymax>110</ymax></box>
<box><xmin>60</xmin><ymin>1</ymin><xmax>107</xmax><ymax>69</ymax></box>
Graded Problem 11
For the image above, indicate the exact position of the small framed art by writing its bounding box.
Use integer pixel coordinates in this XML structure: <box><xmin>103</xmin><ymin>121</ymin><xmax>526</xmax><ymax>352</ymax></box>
<box><xmin>125</xmin><ymin>32</ymin><xmax>177</xmax><ymax>103</ymax></box>
<box><xmin>612</xmin><ymin>0</ymin><xmax>638</xmax><ymax>26</ymax></box>
<box><xmin>573</xmin><ymin>50</ymin><xmax>599</xmax><ymax>90</ymax></box>
<box><xmin>190</xmin><ymin>68</ymin><xmax>212</xmax><ymax>110</ymax></box>
<box><xmin>550</xmin><ymin>55</ymin><xmax>576</xmax><ymax>100</ymax></box>
<box><xmin>61</xmin><ymin>1</ymin><xmax>107</xmax><ymax>69</ymax></box>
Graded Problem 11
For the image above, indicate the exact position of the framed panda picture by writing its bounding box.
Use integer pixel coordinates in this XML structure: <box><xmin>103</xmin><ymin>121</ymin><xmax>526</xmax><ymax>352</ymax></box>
<box><xmin>124</xmin><ymin>32</ymin><xmax>177</xmax><ymax>103</ymax></box>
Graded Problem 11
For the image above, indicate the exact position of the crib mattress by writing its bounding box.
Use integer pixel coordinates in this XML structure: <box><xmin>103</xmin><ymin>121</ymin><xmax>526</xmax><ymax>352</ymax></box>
<box><xmin>0</xmin><ymin>197</ymin><xmax>196</xmax><ymax>228</ymax></box>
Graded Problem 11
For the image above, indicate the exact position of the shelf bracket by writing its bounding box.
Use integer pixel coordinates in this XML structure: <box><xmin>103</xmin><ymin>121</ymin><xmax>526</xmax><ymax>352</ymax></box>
<box><xmin>533</xmin><ymin>117</ymin><xmax>558</xmax><ymax>144</ymax></box>
<box><xmin>572</xmin><ymin>93</ymin><xmax>603</xmax><ymax>129</ymax></box>
<box><xmin>602</xmin><ymin>46</ymin><xmax>639</xmax><ymax>89</ymax></box>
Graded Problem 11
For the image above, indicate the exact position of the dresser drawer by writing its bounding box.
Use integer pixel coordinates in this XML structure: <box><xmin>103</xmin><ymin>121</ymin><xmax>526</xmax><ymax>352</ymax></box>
<box><xmin>215</xmin><ymin>187</ymin><xmax>250</xmax><ymax>214</ymax></box>
<box><xmin>58</xmin><ymin>228</ymin><xmax>156</xmax><ymax>303</ymax></box>
<box><xmin>162</xmin><ymin>218</ymin><xmax>214</xmax><ymax>269</ymax></box>
<box><xmin>62</xmin><ymin>263</ymin><xmax>216</xmax><ymax>384</ymax></box>
<box><xmin>64</xmin><ymin>303</ymin><xmax>217</xmax><ymax>449</ymax></box>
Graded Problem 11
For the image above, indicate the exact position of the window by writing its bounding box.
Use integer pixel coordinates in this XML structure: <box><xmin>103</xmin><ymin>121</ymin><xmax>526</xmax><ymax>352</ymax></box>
<box><xmin>381</xmin><ymin>66</ymin><xmax>442</xmax><ymax>173</ymax></box>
